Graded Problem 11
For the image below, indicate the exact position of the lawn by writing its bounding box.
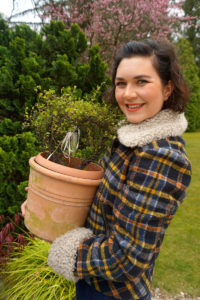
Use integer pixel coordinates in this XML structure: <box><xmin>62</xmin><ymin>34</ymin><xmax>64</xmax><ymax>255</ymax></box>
<box><xmin>152</xmin><ymin>132</ymin><xmax>200</xmax><ymax>297</ymax></box>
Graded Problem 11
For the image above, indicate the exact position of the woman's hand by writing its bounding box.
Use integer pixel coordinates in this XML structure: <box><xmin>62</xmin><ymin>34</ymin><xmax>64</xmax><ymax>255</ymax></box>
<box><xmin>21</xmin><ymin>200</ymin><xmax>27</xmax><ymax>217</ymax></box>
<box><xmin>21</xmin><ymin>187</ymin><xmax>28</xmax><ymax>217</ymax></box>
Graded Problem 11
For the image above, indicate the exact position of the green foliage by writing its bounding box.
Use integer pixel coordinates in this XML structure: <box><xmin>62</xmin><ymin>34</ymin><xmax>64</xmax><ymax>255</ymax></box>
<box><xmin>85</xmin><ymin>45</ymin><xmax>108</xmax><ymax>91</ymax></box>
<box><xmin>176</xmin><ymin>38</ymin><xmax>200</xmax><ymax>131</ymax></box>
<box><xmin>0</xmin><ymin>17</ymin><xmax>109</xmax><ymax>217</ymax></box>
<box><xmin>0</xmin><ymin>132</ymin><xmax>38</xmax><ymax>215</ymax></box>
<box><xmin>0</xmin><ymin>18</ymin><xmax>108</xmax><ymax>124</ymax></box>
<box><xmin>1</xmin><ymin>237</ymin><xmax>76</xmax><ymax>299</ymax></box>
<box><xmin>24</xmin><ymin>86</ymin><xmax>121</xmax><ymax>162</ymax></box>
<box><xmin>182</xmin><ymin>0</ymin><xmax>200</xmax><ymax>75</ymax></box>
<box><xmin>0</xmin><ymin>119</ymin><xmax>21</xmax><ymax>135</ymax></box>
<box><xmin>0</xmin><ymin>18</ymin><xmax>11</xmax><ymax>47</ymax></box>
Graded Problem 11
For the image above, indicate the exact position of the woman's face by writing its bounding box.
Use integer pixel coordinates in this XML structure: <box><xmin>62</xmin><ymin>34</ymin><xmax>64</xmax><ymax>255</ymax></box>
<box><xmin>115</xmin><ymin>56</ymin><xmax>172</xmax><ymax>123</ymax></box>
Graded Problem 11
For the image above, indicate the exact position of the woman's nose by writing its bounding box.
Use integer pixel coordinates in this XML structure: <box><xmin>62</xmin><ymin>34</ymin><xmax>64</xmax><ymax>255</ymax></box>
<box><xmin>124</xmin><ymin>84</ymin><xmax>137</xmax><ymax>99</ymax></box>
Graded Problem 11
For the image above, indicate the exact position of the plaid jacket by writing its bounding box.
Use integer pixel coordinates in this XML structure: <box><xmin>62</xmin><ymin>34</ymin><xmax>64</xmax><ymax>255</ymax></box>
<box><xmin>74</xmin><ymin>110</ymin><xmax>192</xmax><ymax>299</ymax></box>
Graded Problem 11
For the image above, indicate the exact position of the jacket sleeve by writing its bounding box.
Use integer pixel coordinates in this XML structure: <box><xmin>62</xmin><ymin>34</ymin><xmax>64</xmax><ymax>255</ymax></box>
<box><xmin>48</xmin><ymin>145</ymin><xmax>191</xmax><ymax>282</ymax></box>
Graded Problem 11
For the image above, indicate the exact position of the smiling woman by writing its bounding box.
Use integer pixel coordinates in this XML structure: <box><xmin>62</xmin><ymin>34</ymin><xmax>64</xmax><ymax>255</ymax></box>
<box><xmin>115</xmin><ymin>56</ymin><xmax>173</xmax><ymax>123</ymax></box>
<box><xmin>45</xmin><ymin>40</ymin><xmax>192</xmax><ymax>300</ymax></box>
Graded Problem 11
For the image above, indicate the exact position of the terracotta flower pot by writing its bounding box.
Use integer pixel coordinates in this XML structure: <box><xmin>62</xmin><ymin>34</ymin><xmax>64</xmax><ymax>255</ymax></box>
<box><xmin>24</xmin><ymin>152</ymin><xmax>104</xmax><ymax>242</ymax></box>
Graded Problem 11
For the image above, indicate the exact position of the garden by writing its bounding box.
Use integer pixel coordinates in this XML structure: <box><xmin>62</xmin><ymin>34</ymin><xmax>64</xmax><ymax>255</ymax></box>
<box><xmin>0</xmin><ymin>0</ymin><xmax>200</xmax><ymax>299</ymax></box>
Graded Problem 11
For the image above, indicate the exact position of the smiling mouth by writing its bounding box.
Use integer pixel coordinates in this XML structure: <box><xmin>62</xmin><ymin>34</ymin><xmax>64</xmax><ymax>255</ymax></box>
<box><xmin>126</xmin><ymin>104</ymin><xmax>144</xmax><ymax>111</ymax></box>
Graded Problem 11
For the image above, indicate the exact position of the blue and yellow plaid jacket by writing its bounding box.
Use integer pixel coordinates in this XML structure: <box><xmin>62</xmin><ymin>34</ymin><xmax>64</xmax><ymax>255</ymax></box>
<box><xmin>74</xmin><ymin>110</ymin><xmax>192</xmax><ymax>299</ymax></box>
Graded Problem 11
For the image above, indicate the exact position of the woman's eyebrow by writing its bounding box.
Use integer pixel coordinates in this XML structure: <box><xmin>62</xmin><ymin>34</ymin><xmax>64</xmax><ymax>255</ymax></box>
<box><xmin>133</xmin><ymin>75</ymin><xmax>152</xmax><ymax>79</ymax></box>
<box><xmin>115</xmin><ymin>75</ymin><xmax>152</xmax><ymax>81</ymax></box>
<box><xmin>115</xmin><ymin>77</ymin><xmax>124</xmax><ymax>80</ymax></box>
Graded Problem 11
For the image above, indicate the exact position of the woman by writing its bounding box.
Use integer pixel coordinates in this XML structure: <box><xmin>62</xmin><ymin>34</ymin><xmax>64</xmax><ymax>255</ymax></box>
<box><xmin>22</xmin><ymin>39</ymin><xmax>192</xmax><ymax>300</ymax></box>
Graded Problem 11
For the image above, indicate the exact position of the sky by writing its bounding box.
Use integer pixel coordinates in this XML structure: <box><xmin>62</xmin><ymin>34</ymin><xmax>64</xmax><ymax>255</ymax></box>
<box><xmin>0</xmin><ymin>0</ymin><xmax>41</xmax><ymax>23</ymax></box>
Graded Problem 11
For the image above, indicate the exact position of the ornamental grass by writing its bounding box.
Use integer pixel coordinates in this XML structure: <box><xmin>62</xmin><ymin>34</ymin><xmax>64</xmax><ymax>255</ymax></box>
<box><xmin>0</xmin><ymin>237</ymin><xmax>75</xmax><ymax>300</ymax></box>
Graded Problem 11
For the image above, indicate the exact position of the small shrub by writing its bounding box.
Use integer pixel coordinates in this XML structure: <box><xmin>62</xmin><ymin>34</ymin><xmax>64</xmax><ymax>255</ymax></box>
<box><xmin>0</xmin><ymin>213</ymin><xmax>27</xmax><ymax>268</ymax></box>
<box><xmin>24</xmin><ymin>86</ymin><xmax>121</xmax><ymax>163</ymax></box>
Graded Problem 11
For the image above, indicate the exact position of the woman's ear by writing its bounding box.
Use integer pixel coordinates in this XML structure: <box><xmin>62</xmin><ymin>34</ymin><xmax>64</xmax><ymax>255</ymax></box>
<box><xmin>163</xmin><ymin>80</ymin><xmax>173</xmax><ymax>101</ymax></box>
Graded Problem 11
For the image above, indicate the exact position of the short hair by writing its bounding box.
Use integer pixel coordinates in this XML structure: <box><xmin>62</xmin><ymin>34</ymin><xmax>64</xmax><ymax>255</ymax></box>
<box><xmin>112</xmin><ymin>40</ymin><xmax>189</xmax><ymax>112</ymax></box>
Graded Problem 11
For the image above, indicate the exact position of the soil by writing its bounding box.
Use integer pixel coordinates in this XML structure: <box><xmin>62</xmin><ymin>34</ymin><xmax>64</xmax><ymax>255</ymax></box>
<box><xmin>45</xmin><ymin>152</ymin><xmax>90</xmax><ymax>169</ymax></box>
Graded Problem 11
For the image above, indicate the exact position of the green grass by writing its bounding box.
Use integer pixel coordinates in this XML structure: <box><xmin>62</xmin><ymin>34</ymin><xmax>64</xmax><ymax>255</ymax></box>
<box><xmin>152</xmin><ymin>132</ymin><xmax>200</xmax><ymax>297</ymax></box>
<box><xmin>0</xmin><ymin>237</ymin><xmax>76</xmax><ymax>300</ymax></box>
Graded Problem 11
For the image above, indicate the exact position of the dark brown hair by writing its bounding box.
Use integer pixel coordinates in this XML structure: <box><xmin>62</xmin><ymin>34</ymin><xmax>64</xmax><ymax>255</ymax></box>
<box><xmin>112</xmin><ymin>40</ymin><xmax>189</xmax><ymax>112</ymax></box>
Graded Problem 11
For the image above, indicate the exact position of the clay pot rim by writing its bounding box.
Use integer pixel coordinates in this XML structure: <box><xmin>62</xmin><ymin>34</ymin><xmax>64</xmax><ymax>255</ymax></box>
<box><xmin>29</xmin><ymin>156</ymin><xmax>103</xmax><ymax>186</ymax></box>
<box><xmin>35</xmin><ymin>152</ymin><xmax>104</xmax><ymax>180</ymax></box>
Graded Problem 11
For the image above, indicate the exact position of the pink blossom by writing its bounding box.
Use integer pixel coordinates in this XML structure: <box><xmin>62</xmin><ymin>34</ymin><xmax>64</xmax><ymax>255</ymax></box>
<box><xmin>41</xmin><ymin>0</ymin><xmax>194</xmax><ymax>64</ymax></box>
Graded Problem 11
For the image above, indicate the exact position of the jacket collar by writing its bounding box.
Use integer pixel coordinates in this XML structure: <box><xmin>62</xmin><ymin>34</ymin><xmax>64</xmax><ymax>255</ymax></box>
<box><xmin>117</xmin><ymin>109</ymin><xmax>188</xmax><ymax>148</ymax></box>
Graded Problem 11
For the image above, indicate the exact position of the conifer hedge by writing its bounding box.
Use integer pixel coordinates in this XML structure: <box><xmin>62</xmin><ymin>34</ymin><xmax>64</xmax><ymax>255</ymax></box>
<box><xmin>0</xmin><ymin>18</ymin><xmax>108</xmax><ymax>123</ymax></box>
<box><xmin>176</xmin><ymin>38</ymin><xmax>200</xmax><ymax>132</ymax></box>
<box><xmin>0</xmin><ymin>17</ymin><xmax>108</xmax><ymax>215</ymax></box>
<box><xmin>0</xmin><ymin>132</ymin><xmax>38</xmax><ymax>214</ymax></box>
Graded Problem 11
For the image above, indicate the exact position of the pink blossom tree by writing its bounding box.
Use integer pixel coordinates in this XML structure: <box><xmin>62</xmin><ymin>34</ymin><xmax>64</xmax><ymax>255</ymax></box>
<box><xmin>41</xmin><ymin>0</ymin><xmax>192</xmax><ymax>63</ymax></box>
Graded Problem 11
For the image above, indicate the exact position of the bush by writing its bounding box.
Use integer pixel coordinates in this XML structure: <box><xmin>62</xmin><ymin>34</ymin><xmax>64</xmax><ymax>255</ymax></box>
<box><xmin>0</xmin><ymin>118</ymin><xmax>22</xmax><ymax>135</ymax></box>
<box><xmin>176</xmin><ymin>38</ymin><xmax>200</xmax><ymax>132</ymax></box>
<box><xmin>0</xmin><ymin>132</ymin><xmax>38</xmax><ymax>215</ymax></box>
<box><xmin>24</xmin><ymin>86</ymin><xmax>121</xmax><ymax>163</ymax></box>
<box><xmin>0</xmin><ymin>213</ymin><xmax>27</xmax><ymax>267</ymax></box>
<box><xmin>0</xmin><ymin>18</ymin><xmax>108</xmax><ymax>125</ymax></box>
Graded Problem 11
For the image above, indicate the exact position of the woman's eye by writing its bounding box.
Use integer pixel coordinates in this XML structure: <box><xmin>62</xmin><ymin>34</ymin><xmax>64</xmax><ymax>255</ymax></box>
<box><xmin>115</xmin><ymin>82</ymin><xmax>126</xmax><ymax>86</ymax></box>
<box><xmin>137</xmin><ymin>79</ymin><xmax>148</xmax><ymax>84</ymax></box>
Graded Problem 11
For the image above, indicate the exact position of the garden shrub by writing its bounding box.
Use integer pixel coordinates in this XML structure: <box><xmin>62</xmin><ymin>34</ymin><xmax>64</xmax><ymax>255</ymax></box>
<box><xmin>0</xmin><ymin>118</ymin><xmax>22</xmax><ymax>135</ymax></box>
<box><xmin>176</xmin><ymin>38</ymin><xmax>200</xmax><ymax>132</ymax></box>
<box><xmin>0</xmin><ymin>212</ymin><xmax>27</xmax><ymax>267</ymax></box>
<box><xmin>0</xmin><ymin>132</ymin><xmax>38</xmax><ymax>215</ymax></box>
<box><xmin>0</xmin><ymin>17</ymin><xmax>108</xmax><ymax>125</ymax></box>
<box><xmin>24</xmin><ymin>86</ymin><xmax>121</xmax><ymax>162</ymax></box>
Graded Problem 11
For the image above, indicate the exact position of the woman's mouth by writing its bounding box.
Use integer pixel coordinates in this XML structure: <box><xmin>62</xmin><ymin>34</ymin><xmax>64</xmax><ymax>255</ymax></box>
<box><xmin>126</xmin><ymin>104</ymin><xmax>144</xmax><ymax>112</ymax></box>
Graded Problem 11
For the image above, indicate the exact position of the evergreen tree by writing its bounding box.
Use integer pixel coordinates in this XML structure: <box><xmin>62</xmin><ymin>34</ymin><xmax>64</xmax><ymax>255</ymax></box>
<box><xmin>176</xmin><ymin>38</ymin><xmax>200</xmax><ymax>132</ymax></box>
<box><xmin>0</xmin><ymin>18</ymin><xmax>108</xmax><ymax>124</ymax></box>
<box><xmin>182</xmin><ymin>0</ymin><xmax>200</xmax><ymax>75</ymax></box>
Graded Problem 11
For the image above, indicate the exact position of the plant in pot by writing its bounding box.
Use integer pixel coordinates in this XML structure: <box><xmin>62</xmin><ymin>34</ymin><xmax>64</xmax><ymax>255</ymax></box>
<box><xmin>23</xmin><ymin>86</ymin><xmax>120</xmax><ymax>242</ymax></box>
